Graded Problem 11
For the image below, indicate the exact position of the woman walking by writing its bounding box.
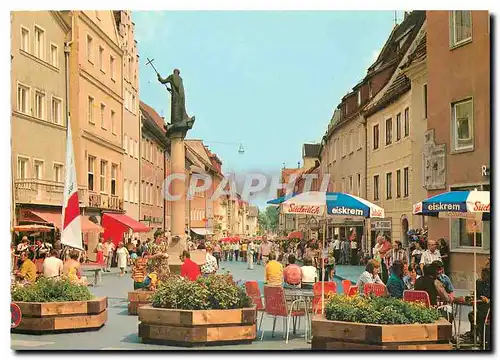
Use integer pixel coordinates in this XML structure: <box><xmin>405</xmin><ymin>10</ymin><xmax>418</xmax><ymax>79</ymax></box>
<box><xmin>116</xmin><ymin>242</ymin><xmax>129</xmax><ymax>276</ymax></box>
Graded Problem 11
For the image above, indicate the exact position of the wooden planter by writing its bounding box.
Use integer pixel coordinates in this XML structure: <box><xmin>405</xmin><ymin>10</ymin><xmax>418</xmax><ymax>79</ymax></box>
<box><xmin>128</xmin><ymin>290</ymin><xmax>154</xmax><ymax>315</ymax></box>
<box><xmin>311</xmin><ymin>315</ymin><xmax>452</xmax><ymax>350</ymax></box>
<box><xmin>12</xmin><ymin>297</ymin><xmax>108</xmax><ymax>334</ymax></box>
<box><xmin>138</xmin><ymin>306</ymin><xmax>256</xmax><ymax>347</ymax></box>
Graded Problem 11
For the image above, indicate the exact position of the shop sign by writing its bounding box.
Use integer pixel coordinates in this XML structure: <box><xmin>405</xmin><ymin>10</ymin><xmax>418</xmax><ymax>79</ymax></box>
<box><xmin>370</xmin><ymin>218</ymin><xmax>392</xmax><ymax>230</ymax></box>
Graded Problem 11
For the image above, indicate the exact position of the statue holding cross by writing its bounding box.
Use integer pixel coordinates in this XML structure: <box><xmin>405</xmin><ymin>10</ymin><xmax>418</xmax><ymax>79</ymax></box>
<box><xmin>145</xmin><ymin>58</ymin><xmax>195</xmax><ymax>133</ymax></box>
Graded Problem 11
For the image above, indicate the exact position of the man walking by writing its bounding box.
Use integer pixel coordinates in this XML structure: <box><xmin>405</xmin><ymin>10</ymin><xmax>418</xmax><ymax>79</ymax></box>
<box><xmin>259</xmin><ymin>235</ymin><xmax>272</xmax><ymax>266</ymax></box>
<box><xmin>103</xmin><ymin>239</ymin><xmax>115</xmax><ymax>272</ymax></box>
<box><xmin>332</xmin><ymin>236</ymin><xmax>341</xmax><ymax>264</ymax></box>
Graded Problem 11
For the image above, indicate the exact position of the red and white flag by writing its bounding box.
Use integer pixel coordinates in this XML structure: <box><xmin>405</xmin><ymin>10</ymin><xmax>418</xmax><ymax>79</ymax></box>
<box><xmin>61</xmin><ymin>119</ymin><xmax>83</xmax><ymax>250</ymax></box>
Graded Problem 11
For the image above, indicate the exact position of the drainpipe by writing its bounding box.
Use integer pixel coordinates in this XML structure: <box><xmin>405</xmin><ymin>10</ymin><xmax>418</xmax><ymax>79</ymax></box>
<box><xmin>163</xmin><ymin>147</ymin><xmax>166</xmax><ymax>235</ymax></box>
<box><xmin>363</xmin><ymin>116</ymin><xmax>369</xmax><ymax>254</ymax></box>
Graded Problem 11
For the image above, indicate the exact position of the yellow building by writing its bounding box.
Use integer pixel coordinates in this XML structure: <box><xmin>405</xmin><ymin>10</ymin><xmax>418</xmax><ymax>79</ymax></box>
<box><xmin>365</xmin><ymin>25</ymin><xmax>427</xmax><ymax>247</ymax></box>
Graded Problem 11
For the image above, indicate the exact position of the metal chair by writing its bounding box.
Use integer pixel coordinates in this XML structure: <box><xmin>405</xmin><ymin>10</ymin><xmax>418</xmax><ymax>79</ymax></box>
<box><xmin>403</xmin><ymin>290</ymin><xmax>431</xmax><ymax>307</ymax></box>
<box><xmin>245</xmin><ymin>281</ymin><xmax>265</xmax><ymax>335</ymax></box>
<box><xmin>312</xmin><ymin>282</ymin><xmax>337</xmax><ymax>314</ymax></box>
<box><xmin>261</xmin><ymin>286</ymin><xmax>308</xmax><ymax>344</ymax></box>
<box><xmin>364</xmin><ymin>283</ymin><xmax>387</xmax><ymax>297</ymax></box>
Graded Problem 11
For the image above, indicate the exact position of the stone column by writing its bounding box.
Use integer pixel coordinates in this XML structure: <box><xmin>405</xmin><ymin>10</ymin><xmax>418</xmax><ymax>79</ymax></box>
<box><xmin>166</xmin><ymin>131</ymin><xmax>187</xmax><ymax>273</ymax></box>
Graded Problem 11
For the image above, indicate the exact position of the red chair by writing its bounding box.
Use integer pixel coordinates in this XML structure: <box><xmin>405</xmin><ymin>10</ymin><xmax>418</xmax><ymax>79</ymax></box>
<box><xmin>403</xmin><ymin>290</ymin><xmax>431</xmax><ymax>307</ymax></box>
<box><xmin>346</xmin><ymin>285</ymin><xmax>358</xmax><ymax>296</ymax></box>
<box><xmin>312</xmin><ymin>282</ymin><xmax>337</xmax><ymax>314</ymax></box>
<box><xmin>364</xmin><ymin>283</ymin><xmax>387</xmax><ymax>297</ymax></box>
<box><xmin>245</xmin><ymin>281</ymin><xmax>265</xmax><ymax>334</ymax></box>
<box><xmin>261</xmin><ymin>286</ymin><xmax>308</xmax><ymax>344</ymax></box>
<box><xmin>342</xmin><ymin>279</ymin><xmax>352</xmax><ymax>294</ymax></box>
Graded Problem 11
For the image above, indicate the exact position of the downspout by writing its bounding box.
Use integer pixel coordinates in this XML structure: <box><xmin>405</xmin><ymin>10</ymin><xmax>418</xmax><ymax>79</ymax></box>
<box><xmin>163</xmin><ymin>147</ymin><xmax>166</xmax><ymax>234</ymax></box>
<box><xmin>363</xmin><ymin>115</ymin><xmax>369</xmax><ymax>254</ymax></box>
<box><xmin>138</xmin><ymin>114</ymin><xmax>142</xmax><ymax>222</ymax></box>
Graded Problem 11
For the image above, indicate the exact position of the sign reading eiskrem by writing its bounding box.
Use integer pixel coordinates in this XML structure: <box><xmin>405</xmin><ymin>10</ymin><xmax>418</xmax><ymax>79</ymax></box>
<box><xmin>330</xmin><ymin>206</ymin><xmax>364</xmax><ymax>217</ymax></box>
<box><xmin>424</xmin><ymin>203</ymin><xmax>463</xmax><ymax>212</ymax></box>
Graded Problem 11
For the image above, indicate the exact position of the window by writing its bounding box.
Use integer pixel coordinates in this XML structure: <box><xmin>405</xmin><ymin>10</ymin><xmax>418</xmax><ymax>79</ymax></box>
<box><xmin>385</xmin><ymin>118</ymin><xmax>392</xmax><ymax>145</ymax></box>
<box><xmin>450</xmin><ymin>11</ymin><xmax>472</xmax><ymax>47</ymax></box>
<box><xmin>396</xmin><ymin>169</ymin><xmax>401</xmax><ymax>198</ymax></box>
<box><xmin>403</xmin><ymin>167</ymin><xmax>409</xmax><ymax>198</ymax></box>
<box><xmin>373</xmin><ymin>124</ymin><xmax>379</xmax><ymax>150</ymax></box>
<box><xmin>21</xmin><ymin>27</ymin><xmax>29</xmax><ymax>52</ymax></box>
<box><xmin>128</xmin><ymin>57</ymin><xmax>133</xmax><ymax>80</ymax></box>
<box><xmin>88</xmin><ymin>96</ymin><xmax>95</xmax><ymax>124</ymax></box>
<box><xmin>386</xmin><ymin>172</ymin><xmax>392</xmax><ymax>200</ymax></box>
<box><xmin>357</xmin><ymin>90</ymin><xmax>361</xmax><ymax>106</ymax></box>
<box><xmin>404</xmin><ymin>107</ymin><xmax>410</xmax><ymax>137</ymax></box>
<box><xmin>110</xmin><ymin>55</ymin><xmax>116</xmax><ymax>80</ymax></box>
<box><xmin>54</xmin><ymin>164</ymin><xmax>63</xmax><ymax>183</ymax></box>
<box><xmin>142</xmin><ymin>181</ymin><xmax>146</xmax><ymax>203</ymax></box>
<box><xmin>100</xmin><ymin>160</ymin><xmax>107</xmax><ymax>193</ymax></box>
<box><xmin>451</xmin><ymin>185</ymin><xmax>490</xmax><ymax>249</ymax></box>
<box><xmin>100</xmin><ymin>103</ymin><xmax>106</xmax><ymax>129</ymax></box>
<box><xmin>98</xmin><ymin>46</ymin><xmax>104</xmax><ymax>71</ymax></box>
<box><xmin>368</xmin><ymin>81</ymin><xmax>373</xmax><ymax>98</ymax></box>
<box><xmin>124</xmin><ymin>134</ymin><xmax>128</xmax><ymax>154</ymax></box>
<box><xmin>50</xmin><ymin>44</ymin><xmax>58</xmax><ymax>67</ymax></box>
<box><xmin>452</xmin><ymin>99</ymin><xmax>473</xmax><ymax>151</ymax></box>
<box><xmin>134</xmin><ymin>182</ymin><xmax>138</xmax><ymax>203</ymax></box>
<box><xmin>423</xmin><ymin>84</ymin><xmax>428</xmax><ymax>119</ymax></box>
<box><xmin>373</xmin><ymin>175</ymin><xmax>379</xmax><ymax>201</ymax></box>
<box><xmin>341</xmin><ymin>177</ymin><xmax>345</xmax><ymax>192</ymax></box>
<box><xmin>17</xmin><ymin>157</ymin><xmax>28</xmax><ymax>179</ymax></box>
<box><xmin>34</xmin><ymin>160</ymin><xmax>43</xmax><ymax>180</ymax></box>
<box><xmin>357</xmin><ymin>173</ymin><xmax>361</xmax><ymax>197</ymax></box>
<box><xmin>87</xmin><ymin>34</ymin><xmax>93</xmax><ymax>63</ymax></box>
<box><xmin>34</xmin><ymin>26</ymin><xmax>45</xmax><ymax>60</ymax></box>
<box><xmin>34</xmin><ymin>91</ymin><xmax>45</xmax><ymax>119</ymax></box>
<box><xmin>17</xmin><ymin>84</ymin><xmax>29</xmax><ymax>114</ymax></box>
<box><xmin>132</xmin><ymin>94</ymin><xmax>136</xmax><ymax>114</ymax></box>
<box><xmin>111</xmin><ymin>164</ymin><xmax>117</xmax><ymax>196</ymax></box>
<box><xmin>52</xmin><ymin>97</ymin><xmax>62</xmax><ymax>125</ymax></box>
<box><xmin>396</xmin><ymin>113</ymin><xmax>401</xmax><ymax>141</ymax></box>
<box><xmin>124</xmin><ymin>178</ymin><xmax>128</xmax><ymax>201</ymax></box>
<box><xmin>349</xmin><ymin>176</ymin><xmax>353</xmax><ymax>193</ymax></box>
<box><xmin>342</xmin><ymin>135</ymin><xmax>347</xmax><ymax>157</ymax></box>
<box><xmin>134</xmin><ymin>140</ymin><xmax>139</xmax><ymax>158</ymax></box>
<box><xmin>88</xmin><ymin>156</ymin><xmax>95</xmax><ymax>191</ymax></box>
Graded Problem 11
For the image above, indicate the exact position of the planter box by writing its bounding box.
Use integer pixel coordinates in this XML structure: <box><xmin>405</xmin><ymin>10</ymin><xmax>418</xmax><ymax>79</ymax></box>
<box><xmin>311</xmin><ymin>315</ymin><xmax>452</xmax><ymax>350</ymax></box>
<box><xmin>12</xmin><ymin>297</ymin><xmax>108</xmax><ymax>334</ymax></box>
<box><xmin>128</xmin><ymin>290</ymin><xmax>154</xmax><ymax>315</ymax></box>
<box><xmin>138</xmin><ymin>306</ymin><xmax>256</xmax><ymax>347</ymax></box>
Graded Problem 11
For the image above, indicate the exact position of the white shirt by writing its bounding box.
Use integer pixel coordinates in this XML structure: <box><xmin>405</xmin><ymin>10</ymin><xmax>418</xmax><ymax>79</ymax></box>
<box><xmin>43</xmin><ymin>256</ymin><xmax>64</xmax><ymax>278</ymax></box>
<box><xmin>420</xmin><ymin>249</ymin><xmax>442</xmax><ymax>265</ymax></box>
<box><xmin>301</xmin><ymin>265</ymin><xmax>318</xmax><ymax>283</ymax></box>
<box><xmin>332</xmin><ymin>239</ymin><xmax>340</xmax><ymax>250</ymax></box>
<box><xmin>351</xmin><ymin>241</ymin><xmax>358</xmax><ymax>250</ymax></box>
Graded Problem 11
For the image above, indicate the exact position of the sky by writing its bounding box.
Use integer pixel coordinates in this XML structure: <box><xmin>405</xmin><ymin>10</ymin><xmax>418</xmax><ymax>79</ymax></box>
<box><xmin>132</xmin><ymin>11</ymin><xmax>403</xmax><ymax>207</ymax></box>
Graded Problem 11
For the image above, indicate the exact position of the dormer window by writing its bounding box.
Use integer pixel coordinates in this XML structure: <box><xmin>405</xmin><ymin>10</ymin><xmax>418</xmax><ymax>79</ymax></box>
<box><xmin>357</xmin><ymin>91</ymin><xmax>361</xmax><ymax>106</ymax></box>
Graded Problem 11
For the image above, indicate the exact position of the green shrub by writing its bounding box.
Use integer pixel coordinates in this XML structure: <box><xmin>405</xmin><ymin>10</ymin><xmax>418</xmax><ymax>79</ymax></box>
<box><xmin>324</xmin><ymin>294</ymin><xmax>441</xmax><ymax>325</ymax></box>
<box><xmin>150</xmin><ymin>274</ymin><xmax>252</xmax><ymax>310</ymax></box>
<box><xmin>11</xmin><ymin>277</ymin><xmax>94</xmax><ymax>302</ymax></box>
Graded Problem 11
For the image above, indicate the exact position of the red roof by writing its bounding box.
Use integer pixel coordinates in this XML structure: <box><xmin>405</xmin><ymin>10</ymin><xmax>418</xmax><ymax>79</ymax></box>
<box><xmin>139</xmin><ymin>101</ymin><xmax>165</xmax><ymax>130</ymax></box>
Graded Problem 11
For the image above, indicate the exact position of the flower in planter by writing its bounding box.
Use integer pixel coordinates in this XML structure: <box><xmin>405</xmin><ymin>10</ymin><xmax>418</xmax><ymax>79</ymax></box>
<box><xmin>150</xmin><ymin>274</ymin><xmax>252</xmax><ymax>310</ymax></box>
<box><xmin>11</xmin><ymin>277</ymin><xmax>94</xmax><ymax>303</ymax></box>
<box><xmin>324</xmin><ymin>294</ymin><xmax>441</xmax><ymax>325</ymax></box>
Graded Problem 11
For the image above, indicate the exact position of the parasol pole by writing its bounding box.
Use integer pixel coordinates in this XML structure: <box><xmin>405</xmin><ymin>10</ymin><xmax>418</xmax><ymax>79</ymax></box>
<box><xmin>473</xmin><ymin>219</ymin><xmax>478</xmax><ymax>349</ymax></box>
<box><xmin>321</xmin><ymin>207</ymin><xmax>326</xmax><ymax>315</ymax></box>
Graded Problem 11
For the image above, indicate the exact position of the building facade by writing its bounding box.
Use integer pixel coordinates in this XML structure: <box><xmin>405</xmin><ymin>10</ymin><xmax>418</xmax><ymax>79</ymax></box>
<box><xmin>115</xmin><ymin>11</ymin><xmax>141</xmax><ymax>225</ymax></box>
<box><xmin>365</xmin><ymin>22</ymin><xmax>427</xmax><ymax>248</ymax></box>
<box><xmin>139</xmin><ymin>101</ymin><xmax>167</xmax><ymax>239</ymax></box>
<box><xmin>426</xmin><ymin>10</ymin><xmax>490</xmax><ymax>288</ymax></box>
<box><xmin>12</xmin><ymin>11</ymin><xmax>71</xmax><ymax>227</ymax></box>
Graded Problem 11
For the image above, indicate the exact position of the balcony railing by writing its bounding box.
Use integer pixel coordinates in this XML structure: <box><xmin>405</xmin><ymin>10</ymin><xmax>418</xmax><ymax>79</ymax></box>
<box><xmin>80</xmin><ymin>189</ymin><xmax>124</xmax><ymax>211</ymax></box>
<box><xmin>15</xmin><ymin>178</ymin><xmax>65</xmax><ymax>206</ymax></box>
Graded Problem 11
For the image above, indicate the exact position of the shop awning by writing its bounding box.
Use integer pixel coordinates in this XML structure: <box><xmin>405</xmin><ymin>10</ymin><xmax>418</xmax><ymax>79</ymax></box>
<box><xmin>13</xmin><ymin>224</ymin><xmax>54</xmax><ymax>232</ymax></box>
<box><xmin>191</xmin><ymin>228</ymin><xmax>214</xmax><ymax>236</ymax></box>
<box><xmin>102</xmin><ymin>213</ymin><xmax>150</xmax><ymax>232</ymax></box>
<box><xmin>22</xmin><ymin>210</ymin><xmax>103</xmax><ymax>233</ymax></box>
<box><xmin>287</xmin><ymin>231</ymin><xmax>303</xmax><ymax>240</ymax></box>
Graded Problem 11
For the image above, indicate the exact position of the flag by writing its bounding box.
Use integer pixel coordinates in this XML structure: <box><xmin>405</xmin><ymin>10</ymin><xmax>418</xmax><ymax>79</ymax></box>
<box><xmin>61</xmin><ymin>119</ymin><xmax>83</xmax><ymax>250</ymax></box>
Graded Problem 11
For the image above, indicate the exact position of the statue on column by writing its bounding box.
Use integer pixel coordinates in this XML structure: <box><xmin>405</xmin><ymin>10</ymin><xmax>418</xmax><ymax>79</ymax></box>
<box><xmin>157</xmin><ymin>69</ymin><xmax>195</xmax><ymax>134</ymax></box>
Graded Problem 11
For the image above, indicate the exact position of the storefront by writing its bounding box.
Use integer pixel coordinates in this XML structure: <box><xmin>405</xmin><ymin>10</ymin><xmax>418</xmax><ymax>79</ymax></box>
<box><xmin>370</xmin><ymin>218</ymin><xmax>392</xmax><ymax>254</ymax></box>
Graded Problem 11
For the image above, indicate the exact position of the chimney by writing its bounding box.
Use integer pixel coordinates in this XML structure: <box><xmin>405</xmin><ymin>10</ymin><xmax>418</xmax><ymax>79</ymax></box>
<box><xmin>297</xmin><ymin>162</ymin><xmax>300</xmax><ymax>169</ymax></box>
